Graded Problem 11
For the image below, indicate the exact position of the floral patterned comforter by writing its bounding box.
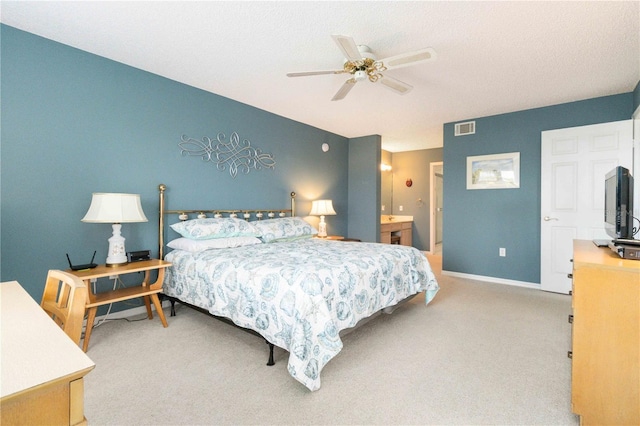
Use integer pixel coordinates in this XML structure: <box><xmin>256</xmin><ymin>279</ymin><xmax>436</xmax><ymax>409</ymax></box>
<box><xmin>163</xmin><ymin>238</ymin><xmax>439</xmax><ymax>391</ymax></box>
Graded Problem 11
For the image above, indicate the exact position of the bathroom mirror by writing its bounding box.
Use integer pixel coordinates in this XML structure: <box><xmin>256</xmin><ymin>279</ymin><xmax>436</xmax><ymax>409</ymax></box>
<box><xmin>381</xmin><ymin>169</ymin><xmax>392</xmax><ymax>213</ymax></box>
<box><xmin>381</xmin><ymin>150</ymin><xmax>393</xmax><ymax>214</ymax></box>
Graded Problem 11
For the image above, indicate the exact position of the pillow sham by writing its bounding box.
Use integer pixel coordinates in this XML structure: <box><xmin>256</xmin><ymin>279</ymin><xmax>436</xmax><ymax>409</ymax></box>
<box><xmin>170</xmin><ymin>218</ymin><xmax>259</xmax><ymax>240</ymax></box>
<box><xmin>251</xmin><ymin>217</ymin><xmax>317</xmax><ymax>243</ymax></box>
<box><xmin>167</xmin><ymin>236</ymin><xmax>262</xmax><ymax>253</ymax></box>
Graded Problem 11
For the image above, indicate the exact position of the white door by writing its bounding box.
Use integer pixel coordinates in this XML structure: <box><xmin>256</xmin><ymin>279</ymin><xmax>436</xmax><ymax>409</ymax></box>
<box><xmin>540</xmin><ymin>120</ymin><xmax>633</xmax><ymax>293</ymax></box>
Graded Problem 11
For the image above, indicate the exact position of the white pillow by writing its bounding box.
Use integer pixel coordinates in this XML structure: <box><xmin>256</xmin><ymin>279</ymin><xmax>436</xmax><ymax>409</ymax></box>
<box><xmin>167</xmin><ymin>236</ymin><xmax>262</xmax><ymax>253</ymax></box>
<box><xmin>170</xmin><ymin>218</ymin><xmax>259</xmax><ymax>240</ymax></box>
<box><xmin>251</xmin><ymin>217</ymin><xmax>318</xmax><ymax>243</ymax></box>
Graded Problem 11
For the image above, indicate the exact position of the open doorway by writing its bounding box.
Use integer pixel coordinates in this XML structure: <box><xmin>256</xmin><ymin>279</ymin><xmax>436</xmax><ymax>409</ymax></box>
<box><xmin>429</xmin><ymin>162</ymin><xmax>443</xmax><ymax>255</ymax></box>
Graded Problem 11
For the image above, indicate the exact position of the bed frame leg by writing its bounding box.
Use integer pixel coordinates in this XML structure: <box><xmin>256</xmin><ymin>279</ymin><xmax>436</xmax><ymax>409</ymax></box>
<box><xmin>159</xmin><ymin>294</ymin><xmax>177</xmax><ymax>316</ymax></box>
<box><xmin>266</xmin><ymin>341</ymin><xmax>275</xmax><ymax>366</ymax></box>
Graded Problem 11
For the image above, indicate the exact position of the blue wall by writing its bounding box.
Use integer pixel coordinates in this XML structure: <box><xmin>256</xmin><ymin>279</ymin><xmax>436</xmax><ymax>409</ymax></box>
<box><xmin>0</xmin><ymin>25</ymin><xmax>364</xmax><ymax>305</ymax></box>
<box><xmin>443</xmin><ymin>93</ymin><xmax>635</xmax><ymax>284</ymax></box>
<box><xmin>348</xmin><ymin>135</ymin><xmax>381</xmax><ymax>242</ymax></box>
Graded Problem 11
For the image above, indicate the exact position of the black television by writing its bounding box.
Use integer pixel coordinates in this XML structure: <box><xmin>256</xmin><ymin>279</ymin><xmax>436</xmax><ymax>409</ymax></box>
<box><xmin>604</xmin><ymin>166</ymin><xmax>634</xmax><ymax>240</ymax></box>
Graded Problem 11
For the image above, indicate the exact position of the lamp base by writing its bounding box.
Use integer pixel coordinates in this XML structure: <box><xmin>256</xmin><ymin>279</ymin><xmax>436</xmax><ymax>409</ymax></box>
<box><xmin>317</xmin><ymin>215</ymin><xmax>327</xmax><ymax>238</ymax></box>
<box><xmin>105</xmin><ymin>223</ymin><xmax>128</xmax><ymax>266</ymax></box>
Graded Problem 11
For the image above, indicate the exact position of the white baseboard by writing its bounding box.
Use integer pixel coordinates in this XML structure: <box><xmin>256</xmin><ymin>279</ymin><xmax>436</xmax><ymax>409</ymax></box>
<box><xmin>442</xmin><ymin>270</ymin><xmax>540</xmax><ymax>290</ymax></box>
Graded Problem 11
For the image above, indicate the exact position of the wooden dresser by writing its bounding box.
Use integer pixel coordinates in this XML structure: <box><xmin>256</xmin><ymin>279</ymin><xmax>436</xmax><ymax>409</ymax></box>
<box><xmin>571</xmin><ymin>240</ymin><xmax>639</xmax><ymax>425</ymax></box>
<box><xmin>0</xmin><ymin>281</ymin><xmax>95</xmax><ymax>425</ymax></box>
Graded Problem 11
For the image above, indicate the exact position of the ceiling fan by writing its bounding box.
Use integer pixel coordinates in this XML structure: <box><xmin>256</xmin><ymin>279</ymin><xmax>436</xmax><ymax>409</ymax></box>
<box><xmin>287</xmin><ymin>34</ymin><xmax>437</xmax><ymax>101</ymax></box>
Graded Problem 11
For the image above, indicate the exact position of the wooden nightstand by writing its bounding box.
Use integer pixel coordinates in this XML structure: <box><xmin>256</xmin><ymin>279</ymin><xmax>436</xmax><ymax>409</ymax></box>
<box><xmin>314</xmin><ymin>235</ymin><xmax>344</xmax><ymax>240</ymax></box>
<box><xmin>67</xmin><ymin>259</ymin><xmax>171</xmax><ymax>352</ymax></box>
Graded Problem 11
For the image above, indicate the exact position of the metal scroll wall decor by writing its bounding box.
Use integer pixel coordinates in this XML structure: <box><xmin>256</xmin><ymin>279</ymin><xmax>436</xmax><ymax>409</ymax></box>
<box><xmin>178</xmin><ymin>132</ymin><xmax>276</xmax><ymax>178</ymax></box>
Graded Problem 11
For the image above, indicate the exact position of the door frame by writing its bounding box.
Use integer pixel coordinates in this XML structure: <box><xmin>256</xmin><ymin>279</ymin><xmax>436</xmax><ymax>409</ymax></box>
<box><xmin>429</xmin><ymin>161</ymin><xmax>443</xmax><ymax>254</ymax></box>
<box><xmin>634</xmin><ymin>105</ymin><xmax>640</xmax><ymax>222</ymax></box>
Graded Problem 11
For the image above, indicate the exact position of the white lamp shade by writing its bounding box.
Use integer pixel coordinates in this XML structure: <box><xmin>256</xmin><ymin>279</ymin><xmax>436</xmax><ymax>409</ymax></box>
<box><xmin>82</xmin><ymin>193</ymin><xmax>148</xmax><ymax>223</ymax></box>
<box><xmin>309</xmin><ymin>200</ymin><xmax>337</xmax><ymax>216</ymax></box>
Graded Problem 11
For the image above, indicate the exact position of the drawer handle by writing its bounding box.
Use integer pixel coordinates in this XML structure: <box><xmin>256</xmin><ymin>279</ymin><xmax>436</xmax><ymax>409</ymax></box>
<box><xmin>567</xmin><ymin>351</ymin><xmax>573</xmax><ymax>359</ymax></box>
<box><xmin>568</xmin><ymin>314</ymin><xmax>573</xmax><ymax>323</ymax></box>
<box><xmin>567</xmin><ymin>273</ymin><xmax>573</xmax><ymax>279</ymax></box>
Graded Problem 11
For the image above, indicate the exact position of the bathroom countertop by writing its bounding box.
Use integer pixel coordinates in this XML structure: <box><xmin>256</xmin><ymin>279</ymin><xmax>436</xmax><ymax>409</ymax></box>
<box><xmin>381</xmin><ymin>215</ymin><xmax>413</xmax><ymax>224</ymax></box>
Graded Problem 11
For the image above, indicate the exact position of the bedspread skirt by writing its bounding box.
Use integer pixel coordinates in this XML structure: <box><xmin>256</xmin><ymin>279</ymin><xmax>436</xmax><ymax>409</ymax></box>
<box><xmin>164</xmin><ymin>239</ymin><xmax>439</xmax><ymax>391</ymax></box>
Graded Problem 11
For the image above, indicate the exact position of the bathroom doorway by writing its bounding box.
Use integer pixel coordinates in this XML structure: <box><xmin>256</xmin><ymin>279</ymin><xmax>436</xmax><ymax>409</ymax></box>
<box><xmin>429</xmin><ymin>162</ymin><xmax>443</xmax><ymax>255</ymax></box>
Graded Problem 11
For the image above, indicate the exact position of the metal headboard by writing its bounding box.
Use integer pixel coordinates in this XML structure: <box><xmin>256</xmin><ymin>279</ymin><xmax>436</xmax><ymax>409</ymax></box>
<box><xmin>158</xmin><ymin>184</ymin><xmax>296</xmax><ymax>259</ymax></box>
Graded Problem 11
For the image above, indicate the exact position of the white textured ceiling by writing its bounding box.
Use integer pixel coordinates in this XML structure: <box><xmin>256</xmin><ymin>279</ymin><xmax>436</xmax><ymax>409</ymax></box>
<box><xmin>1</xmin><ymin>1</ymin><xmax>639</xmax><ymax>152</ymax></box>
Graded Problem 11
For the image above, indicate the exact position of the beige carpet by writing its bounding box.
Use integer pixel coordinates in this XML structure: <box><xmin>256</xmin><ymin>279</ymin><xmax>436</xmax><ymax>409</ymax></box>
<box><xmin>83</xmin><ymin>255</ymin><xmax>579</xmax><ymax>425</ymax></box>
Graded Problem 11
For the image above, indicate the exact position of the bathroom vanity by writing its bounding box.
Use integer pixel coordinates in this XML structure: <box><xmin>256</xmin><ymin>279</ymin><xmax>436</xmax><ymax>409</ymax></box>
<box><xmin>380</xmin><ymin>216</ymin><xmax>413</xmax><ymax>246</ymax></box>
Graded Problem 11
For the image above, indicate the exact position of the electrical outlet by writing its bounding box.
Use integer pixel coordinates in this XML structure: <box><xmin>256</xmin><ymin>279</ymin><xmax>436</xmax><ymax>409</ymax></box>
<box><xmin>381</xmin><ymin>205</ymin><xmax>386</xmax><ymax>211</ymax></box>
<box><xmin>399</xmin><ymin>205</ymin><xmax>403</xmax><ymax>212</ymax></box>
<box><xmin>499</xmin><ymin>248</ymin><xmax>506</xmax><ymax>257</ymax></box>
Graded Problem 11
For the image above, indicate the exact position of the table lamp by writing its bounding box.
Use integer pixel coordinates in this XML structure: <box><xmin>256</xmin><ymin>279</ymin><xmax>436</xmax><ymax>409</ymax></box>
<box><xmin>309</xmin><ymin>199</ymin><xmax>336</xmax><ymax>238</ymax></box>
<box><xmin>82</xmin><ymin>193</ymin><xmax>148</xmax><ymax>266</ymax></box>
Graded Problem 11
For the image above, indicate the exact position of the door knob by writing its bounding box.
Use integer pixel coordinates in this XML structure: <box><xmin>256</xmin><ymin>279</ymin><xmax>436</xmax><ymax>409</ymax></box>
<box><xmin>543</xmin><ymin>216</ymin><xmax>559</xmax><ymax>221</ymax></box>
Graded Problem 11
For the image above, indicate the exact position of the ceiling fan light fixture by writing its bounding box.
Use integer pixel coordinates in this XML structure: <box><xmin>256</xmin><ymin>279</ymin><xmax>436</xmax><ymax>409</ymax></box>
<box><xmin>354</xmin><ymin>70</ymin><xmax>367</xmax><ymax>81</ymax></box>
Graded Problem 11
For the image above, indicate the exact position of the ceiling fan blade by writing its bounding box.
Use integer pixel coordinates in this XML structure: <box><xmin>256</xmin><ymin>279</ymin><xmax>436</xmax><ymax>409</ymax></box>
<box><xmin>287</xmin><ymin>70</ymin><xmax>346</xmax><ymax>77</ymax></box>
<box><xmin>379</xmin><ymin>75</ymin><xmax>413</xmax><ymax>95</ymax></box>
<box><xmin>380</xmin><ymin>47</ymin><xmax>437</xmax><ymax>70</ymax></box>
<box><xmin>331</xmin><ymin>35</ymin><xmax>362</xmax><ymax>62</ymax></box>
<box><xmin>331</xmin><ymin>79</ymin><xmax>357</xmax><ymax>101</ymax></box>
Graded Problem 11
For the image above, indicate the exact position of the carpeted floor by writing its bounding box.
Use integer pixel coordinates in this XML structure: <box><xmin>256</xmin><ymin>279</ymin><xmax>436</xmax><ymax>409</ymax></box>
<box><xmin>83</xmin><ymin>255</ymin><xmax>579</xmax><ymax>425</ymax></box>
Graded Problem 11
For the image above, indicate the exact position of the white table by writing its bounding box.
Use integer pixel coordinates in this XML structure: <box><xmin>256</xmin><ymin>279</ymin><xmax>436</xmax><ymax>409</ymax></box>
<box><xmin>0</xmin><ymin>281</ymin><xmax>95</xmax><ymax>425</ymax></box>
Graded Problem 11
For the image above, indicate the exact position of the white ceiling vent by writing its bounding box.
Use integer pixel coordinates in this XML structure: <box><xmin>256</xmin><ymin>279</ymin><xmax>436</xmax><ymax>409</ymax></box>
<box><xmin>455</xmin><ymin>121</ymin><xmax>476</xmax><ymax>136</ymax></box>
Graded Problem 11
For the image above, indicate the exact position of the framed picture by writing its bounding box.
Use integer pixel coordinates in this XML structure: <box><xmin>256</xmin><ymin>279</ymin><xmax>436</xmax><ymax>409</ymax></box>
<box><xmin>467</xmin><ymin>152</ymin><xmax>520</xmax><ymax>190</ymax></box>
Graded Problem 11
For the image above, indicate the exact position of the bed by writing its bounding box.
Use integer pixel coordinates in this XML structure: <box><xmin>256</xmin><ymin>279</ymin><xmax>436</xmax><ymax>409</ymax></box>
<box><xmin>158</xmin><ymin>184</ymin><xmax>439</xmax><ymax>391</ymax></box>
